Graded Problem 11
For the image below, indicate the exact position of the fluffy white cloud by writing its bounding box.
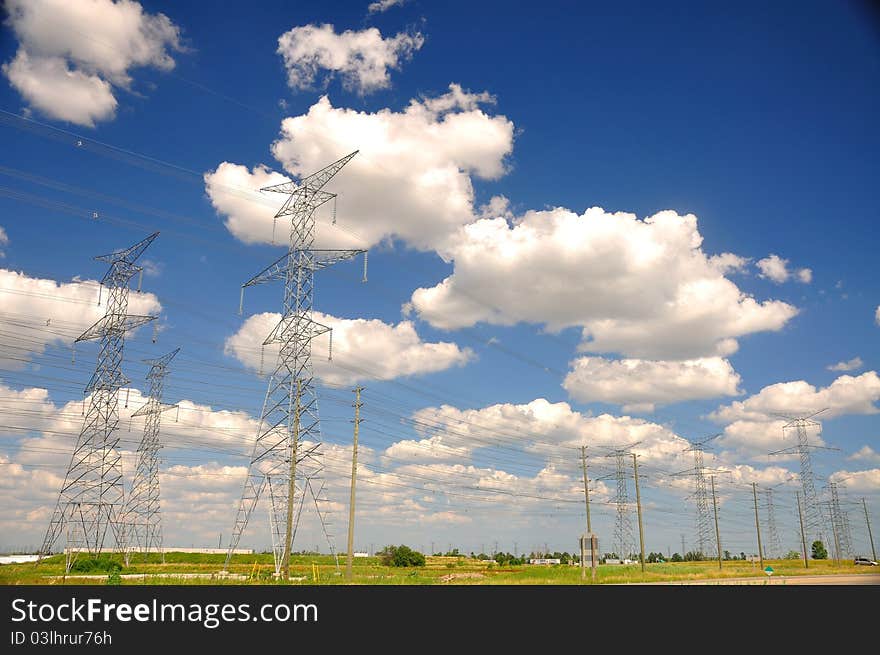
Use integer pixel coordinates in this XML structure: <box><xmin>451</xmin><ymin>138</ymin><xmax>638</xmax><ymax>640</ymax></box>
<box><xmin>405</xmin><ymin>398</ymin><xmax>692</xmax><ymax>467</ymax></box>
<box><xmin>829</xmin><ymin>469</ymin><xmax>880</xmax><ymax>493</ymax></box>
<box><xmin>277</xmin><ymin>23</ymin><xmax>423</xmax><ymax>94</ymax></box>
<box><xmin>710</xmin><ymin>372</ymin><xmax>880</xmax><ymax>424</ymax></box>
<box><xmin>562</xmin><ymin>356</ymin><xmax>742</xmax><ymax>412</ymax></box>
<box><xmin>368</xmin><ymin>0</ymin><xmax>406</xmax><ymax>13</ymax></box>
<box><xmin>710</xmin><ymin>372</ymin><xmax>880</xmax><ymax>454</ymax></box>
<box><xmin>3</xmin><ymin>0</ymin><xmax>183</xmax><ymax>126</ymax></box>
<box><xmin>756</xmin><ymin>254</ymin><xmax>811</xmax><ymax>284</ymax></box>
<box><xmin>2</xmin><ymin>48</ymin><xmax>117</xmax><ymax>127</ymax></box>
<box><xmin>410</xmin><ymin>207</ymin><xmax>798</xmax><ymax>359</ymax></box>
<box><xmin>205</xmin><ymin>87</ymin><xmax>513</xmax><ymax>252</ymax></box>
<box><xmin>0</xmin><ymin>269</ymin><xmax>162</xmax><ymax>368</ymax></box>
<box><xmin>848</xmin><ymin>445</ymin><xmax>880</xmax><ymax>464</ymax></box>
<box><xmin>827</xmin><ymin>357</ymin><xmax>863</xmax><ymax>372</ymax></box>
<box><xmin>225</xmin><ymin>311</ymin><xmax>474</xmax><ymax>385</ymax></box>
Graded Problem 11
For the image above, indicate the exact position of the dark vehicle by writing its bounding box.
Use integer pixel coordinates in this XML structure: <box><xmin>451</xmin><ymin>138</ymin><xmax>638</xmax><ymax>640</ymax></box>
<box><xmin>853</xmin><ymin>556</ymin><xmax>878</xmax><ymax>566</ymax></box>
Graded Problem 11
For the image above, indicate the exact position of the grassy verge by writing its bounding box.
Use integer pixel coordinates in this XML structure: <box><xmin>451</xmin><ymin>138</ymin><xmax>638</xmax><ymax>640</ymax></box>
<box><xmin>0</xmin><ymin>553</ymin><xmax>875</xmax><ymax>585</ymax></box>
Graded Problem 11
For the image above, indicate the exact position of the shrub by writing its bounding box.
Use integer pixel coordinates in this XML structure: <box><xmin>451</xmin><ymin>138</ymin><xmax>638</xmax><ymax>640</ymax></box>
<box><xmin>378</xmin><ymin>545</ymin><xmax>426</xmax><ymax>567</ymax></box>
<box><xmin>70</xmin><ymin>557</ymin><xmax>122</xmax><ymax>574</ymax></box>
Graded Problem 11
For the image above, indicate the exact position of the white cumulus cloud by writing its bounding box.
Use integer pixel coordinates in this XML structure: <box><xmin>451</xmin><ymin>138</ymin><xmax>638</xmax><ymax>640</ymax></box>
<box><xmin>756</xmin><ymin>254</ymin><xmax>811</xmax><ymax>284</ymax></box>
<box><xmin>225</xmin><ymin>311</ymin><xmax>474</xmax><ymax>385</ymax></box>
<box><xmin>0</xmin><ymin>268</ymin><xmax>162</xmax><ymax>368</ymax></box>
<box><xmin>848</xmin><ymin>445</ymin><xmax>880</xmax><ymax>464</ymax></box>
<box><xmin>562</xmin><ymin>356</ymin><xmax>742</xmax><ymax>412</ymax></box>
<box><xmin>277</xmin><ymin>23</ymin><xmax>423</xmax><ymax>94</ymax></box>
<box><xmin>2</xmin><ymin>0</ymin><xmax>184</xmax><ymax>127</ymax></box>
<box><xmin>710</xmin><ymin>372</ymin><xmax>880</xmax><ymax>454</ymax></box>
<box><xmin>204</xmin><ymin>86</ymin><xmax>514</xmax><ymax>252</ymax></box>
<box><xmin>827</xmin><ymin>357</ymin><xmax>863</xmax><ymax>372</ymax></box>
<box><xmin>410</xmin><ymin>207</ymin><xmax>798</xmax><ymax>359</ymax></box>
<box><xmin>368</xmin><ymin>0</ymin><xmax>407</xmax><ymax>13</ymax></box>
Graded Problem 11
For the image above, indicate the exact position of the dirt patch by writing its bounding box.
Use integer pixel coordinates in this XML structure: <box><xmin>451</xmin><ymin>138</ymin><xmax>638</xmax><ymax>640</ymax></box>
<box><xmin>439</xmin><ymin>572</ymin><xmax>486</xmax><ymax>583</ymax></box>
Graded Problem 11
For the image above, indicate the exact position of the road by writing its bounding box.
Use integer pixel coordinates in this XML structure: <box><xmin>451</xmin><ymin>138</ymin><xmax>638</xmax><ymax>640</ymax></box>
<box><xmin>627</xmin><ymin>573</ymin><xmax>880</xmax><ymax>585</ymax></box>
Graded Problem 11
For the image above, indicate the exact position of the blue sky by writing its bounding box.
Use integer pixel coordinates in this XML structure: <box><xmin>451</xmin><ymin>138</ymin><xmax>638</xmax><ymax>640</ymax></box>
<box><xmin>0</xmin><ymin>0</ymin><xmax>878</xmax><ymax>559</ymax></box>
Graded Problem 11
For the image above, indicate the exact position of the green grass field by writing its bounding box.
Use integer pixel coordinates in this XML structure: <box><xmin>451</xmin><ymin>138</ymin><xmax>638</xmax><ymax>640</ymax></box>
<box><xmin>1</xmin><ymin>553</ymin><xmax>875</xmax><ymax>585</ymax></box>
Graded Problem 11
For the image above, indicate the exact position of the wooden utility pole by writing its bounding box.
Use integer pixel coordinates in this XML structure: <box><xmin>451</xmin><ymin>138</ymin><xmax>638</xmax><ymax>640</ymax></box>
<box><xmin>752</xmin><ymin>482</ymin><xmax>764</xmax><ymax>570</ymax></box>
<box><xmin>632</xmin><ymin>453</ymin><xmax>646</xmax><ymax>574</ymax></box>
<box><xmin>863</xmin><ymin>498</ymin><xmax>876</xmax><ymax>562</ymax></box>
<box><xmin>796</xmin><ymin>491</ymin><xmax>808</xmax><ymax>568</ymax></box>
<box><xmin>580</xmin><ymin>446</ymin><xmax>592</xmax><ymax>581</ymax></box>
<box><xmin>710</xmin><ymin>475</ymin><xmax>722</xmax><ymax>571</ymax></box>
<box><xmin>281</xmin><ymin>380</ymin><xmax>301</xmax><ymax>580</ymax></box>
<box><xmin>345</xmin><ymin>386</ymin><xmax>364</xmax><ymax>582</ymax></box>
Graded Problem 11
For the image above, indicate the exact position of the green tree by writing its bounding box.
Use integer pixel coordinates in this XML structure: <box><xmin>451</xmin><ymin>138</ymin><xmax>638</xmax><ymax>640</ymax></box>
<box><xmin>379</xmin><ymin>545</ymin><xmax>426</xmax><ymax>567</ymax></box>
<box><xmin>784</xmin><ymin>550</ymin><xmax>802</xmax><ymax>560</ymax></box>
<box><xmin>811</xmin><ymin>540</ymin><xmax>828</xmax><ymax>560</ymax></box>
<box><xmin>671</xmin><ymin>552</ymin><xmax>683</xmax><ymax>562</ymax></box>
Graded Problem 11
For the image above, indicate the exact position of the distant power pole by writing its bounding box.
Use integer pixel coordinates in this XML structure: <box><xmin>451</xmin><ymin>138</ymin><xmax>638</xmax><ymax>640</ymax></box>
<box><xmin>863</xmin><ymin>498</ymin><xmax>876</xmax><ymax>562</ymax></box>
<box><xmin>752</xmin><ymin>483</ymin><xmax>764</xmax><ymax>570</ymax></box>
<box><xmin>580</xmin><ymin>446</ymin><xmax>592</xmax><ymax>534</ymax></box>
<box><xmin>632</xmin><ymin>453</ymin><xmax>646</xmax><ymax>573</ymax></box>
<box><xmin>796</xmin><ymin>491</ymin><xmax>809</xmax><ymax>568</ymax></box>
<box><xmin>681</xmin><ymin>534</ymin><xmax>686</xmax><ymax>557</ymax></box>
<box><xmin>710</xmin><ymin>476</ymin><xmax>722</xmax><ymax>571</ymax></box>
<box><xmin>345</xmin><ymin>386</ymin><xmax>364</xmax><ymax>582</ymax></box>
<box><xmin>764</xmin><ymin>488</ymin><xmax>782</xmax><ymax>559</ymax></box>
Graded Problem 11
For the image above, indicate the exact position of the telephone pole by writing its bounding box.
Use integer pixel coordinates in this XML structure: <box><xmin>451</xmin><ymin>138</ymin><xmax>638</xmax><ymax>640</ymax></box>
<box><xmin>710</xmin><ymin>475</ymin><xmax>722</xmax><ymax>571</ymax></box>
<box><xmin>796</xmin><ymin>491</ymin><xmax>808</xmax><ymax>568</ymax></box>
<box><xmin>752</xmin><ymin>483</ymin><xmax>764</xmax><ymax>570</ymax></box>
<box><xmin>863</xmin><ymin>498</ymin><xmax>876</xmax><ymax>562</ymax></box>
<box><xmin>38</xmin><ymin>233</ymin><xmax>159</xmax><ymax>571</ymax></box>
<box><xmin>580</xmin><ymin>446</ymin><xmax>592</xmax><ymax>534</ymax></box>
<box><xmin>632</xmin><ymin>453</ymin><xmax>646</xmax><ymax>574</ymax></box>
<box><xmin>346</xmin><ymin>386</ymin><xmax>363</xmax><ymax>581</ymax></box>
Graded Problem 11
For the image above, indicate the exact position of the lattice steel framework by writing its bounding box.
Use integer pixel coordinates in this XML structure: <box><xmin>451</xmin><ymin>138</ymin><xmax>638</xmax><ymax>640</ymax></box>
<box><xmin>121</xmin><ymin>348</ymin><xmax>179</xmax><ymax>565</ymax></box>
<box><xmin>672</xmin><ymin>435</ymin><xmax>722</xmax><ymax>559</ymax></box>
<box><xmin>602</xmin><ymin>443</ymin><xmax>640</xmax><ymax>559</ymax></box>
<box><xmin>828</xmin><ymin>482</ymin><xmax>854</xmax><ymax>560</ymax></box>
<box><xmin>38</xmin><ymin>233</ymin><xmax>159</xmax><ymax>571</ymax></box>
<box><xmin>224</xmin><ymin>152</ymin><xmax>366</xmax><ymax>576</ymax></box>
<box><xmin>770</xmin><ymin>412</ymin><xmax>832</xmax><ymax>547</ymax></box>
<box><xmin>763</xmin><ymin>488</ymin><xmax>782</xmax><ymax>559</ymax></box>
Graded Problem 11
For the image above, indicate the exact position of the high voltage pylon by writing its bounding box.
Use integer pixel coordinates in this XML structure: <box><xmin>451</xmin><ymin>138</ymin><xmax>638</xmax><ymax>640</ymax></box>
<box><xmin>38</xmin><ymin>233</ymin><xmax>159</xmax><ymax>571</ymax></box>
<box><xmin>600</xmin><ymin>442</ymin><xmax>640</xmax><ymax>559</ymax></box>
<box><xmin>763</xmin><ymin>487</ymin><xmax>782</xmax><ymax>559</ymax></box>
<box><xmin>121</xmin><ymin>347</ymin><xmax>180</xmax><ymax>566</ymax></box>
<box><xmin>827</xmin><ymin>482</ymin><xmax>853</xmax><ymax>560</ymax></box>
<box><xmin>672</xmin><ymin>434</ymin><xmax>722</xmax><ymax>558</ymax></box>
<box><xmin>224</xmin><ymin>152</ymin><xmax>366</xmax><ymax>577</ymax></box>
<box><xmin>769</xmin><ymin>410</ymin><xmax>836</xmax><ymax>547</ymax></box>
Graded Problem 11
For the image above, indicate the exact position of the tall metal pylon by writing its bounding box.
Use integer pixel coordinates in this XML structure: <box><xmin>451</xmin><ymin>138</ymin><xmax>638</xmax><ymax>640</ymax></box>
<box><xmin>38</xmin><ymin>233</ymin><xmax>159</xmax><ymax>571</ymax></box>
<box><xmin>600</xmin><ymin>442</ymin><xmax>641</xmax><ymax>559</ymax></box>
<box><xmin>672</xmin><ymin>434</ymin><xmax>722</xmax><ymax>558</ymax></box>
<box><xmin>827</xmin><ymin>482</ymin><xmax>854</xmax><ymax>560</ymax></box>
<box><xmin>763</xmin><ymin>487</ymin><xmax>782</xmax><ymax>559</ymax></box>
<box><xmin>769</xmin><ymin>410</ymin><xmax>835</xmax><ymax>547</ymax></box>
<box><xmin>121</xmin><ymin>347</ymin><xmax>180</xmax><ymax>565</ymax></box>
<box><xmin>224</xmin><ymin>152</ymin><xmax>366</xmax><ymax>577</ymax></box>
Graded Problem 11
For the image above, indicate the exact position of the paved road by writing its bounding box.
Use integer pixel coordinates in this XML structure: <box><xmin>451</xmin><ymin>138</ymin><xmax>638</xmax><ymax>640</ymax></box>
<box><xmin>628</xmin><ymin>573</ymin><xmax>880</xmax><ymax>585</ymax></box>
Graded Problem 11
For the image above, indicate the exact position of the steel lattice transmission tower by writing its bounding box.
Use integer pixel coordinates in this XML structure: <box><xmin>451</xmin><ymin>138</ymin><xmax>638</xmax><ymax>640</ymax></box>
<box><xmin>224</xmin><ymin>152</ymin><xmax>366</xmax><ymax>577</ymax></box>
<box><xmin>601</xmin><ymin>442</ymin><xmax>640</xmax><ymax>559</ymax></box>
<box><xmin>38</xmin><ymin>233</ymin><xmax>159</xmax><ymax>571</ymax></box>
<box><xmin>672</xmin><ymin>434</ymin><xmax>722</xmax><ymax>559</ymax></box>
<box><xmin>769</xmin><ymin>410</ymin><xmax>835</xmax><ymax>547</ymax></box>
<box><xmin>121</xmin><ymin>347</ymin><xmax>179</xmax><ymax>565</ymax></box>
<box><xmin>828</xmin><ymin>482</ymin><xmax>854</xmax><ymax>560</ymax></box>
<box><xmin>763</xmin><ymin>488</ymin><xmax>782</xmax><ymax>559</ymax></box>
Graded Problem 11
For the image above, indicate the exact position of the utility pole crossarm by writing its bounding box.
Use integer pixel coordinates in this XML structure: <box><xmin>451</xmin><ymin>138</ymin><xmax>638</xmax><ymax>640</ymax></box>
<box><xmin>76</xmin><ymin>314</ymin><xmax>157</xmax><ymax>342</ymax></box>
<box><xmin>94</xmin><ymin>231</ymin><xmax>159</xmax><ymax>265</ymax></box>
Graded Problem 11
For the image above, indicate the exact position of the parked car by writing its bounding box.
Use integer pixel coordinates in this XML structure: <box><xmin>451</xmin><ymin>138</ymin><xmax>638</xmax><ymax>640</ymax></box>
<box><xmin>853</xmin><ymin>556</ymin><xmax>878</xmax><ymax>566</ymax></box>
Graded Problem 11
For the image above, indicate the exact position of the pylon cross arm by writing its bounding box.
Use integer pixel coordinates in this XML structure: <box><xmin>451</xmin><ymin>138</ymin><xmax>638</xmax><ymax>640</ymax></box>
<box><xmin>75</xmin><ymin>314</ymin><xmax>157</xmax><ymax>342</ymax></box>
